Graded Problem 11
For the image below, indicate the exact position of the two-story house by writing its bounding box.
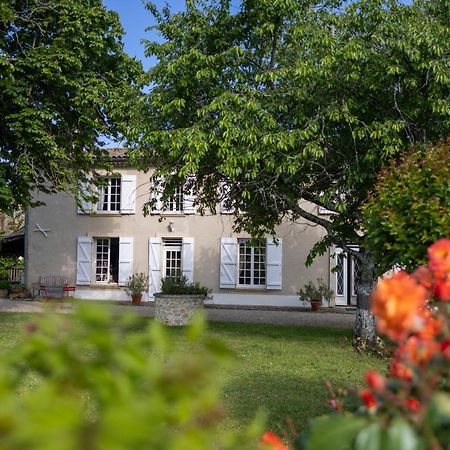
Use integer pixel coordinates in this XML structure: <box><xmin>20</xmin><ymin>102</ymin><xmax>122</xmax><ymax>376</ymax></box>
<box><xmin>24</xmin><ymin>149</ymin><xmax>359</xmax><ymax>307</ymax></box>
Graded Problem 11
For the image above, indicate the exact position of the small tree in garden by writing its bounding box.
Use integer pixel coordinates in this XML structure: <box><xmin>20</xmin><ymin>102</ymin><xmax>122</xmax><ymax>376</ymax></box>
<box><xmin>260</xmin><ymin>238</ymin><xmax>450</xmax><ymax>450</ymax></box>
<box><xmin>363</xmin><ymin>140</ymin><xmax>450</xmax><ymax>274</ymax></box>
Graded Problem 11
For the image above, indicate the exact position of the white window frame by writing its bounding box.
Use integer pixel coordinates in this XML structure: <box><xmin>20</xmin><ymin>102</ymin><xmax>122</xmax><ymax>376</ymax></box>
<box><xmin>165</xmin><ymin>186</ymin><xmax>184</xmax><ymax>213</ymax></box>
<box><xmin>162</xmin><ymin>238</ymin><xmax>183</xmax><ymax>279</ymax></box>
<box><xmin>95</xmin><ymin>238</ymin><xmax>112</xmax><ymax>284</ymax></box>
<box><xmin>237</xmin><ymin>238</ymin><xmax>266</xmax><ymax>289</ymax></box>
<box><xmin>96</xmin><ymin>177</ymin><xmax>121</xmax><ymax>213</ymax></box>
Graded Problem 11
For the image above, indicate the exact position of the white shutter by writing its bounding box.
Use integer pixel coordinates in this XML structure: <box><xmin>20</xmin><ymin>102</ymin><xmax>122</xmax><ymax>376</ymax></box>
<box><xmin>76</xmin><ymin>236</ymin><xmax>92</xmax><ymax>285</ymax></box>
<box><xmin>150</xmin><ymin>176</ymin><xmax>163</xmax><ymax>212</ymax></box>
<box><xmin>266</xmin><ymin>237</ymin><xmax>282</xmax><ymax>290</ymax></box>
<box><xmin>182</xmin><ymin>237</ymin><xmax>194</xmax><ymax>282</ymax></box>
<box><xmin>220</xmin><ymin>237</ymin><xmax>237</xmax><ymax>288</ymax></box>
<box><xmin>120</xmin><ymin>175</ymin><xmax>136</xmax><ymax>214</ymax></box>
<box><xmin>148</xmin><ymin>237</ymin><xmax>161</xmax><ymax>296</ymax></box>
<box><xmin>118</xmin><ymin>237</ymin><xmax>134</xmax><ymax>286</ymax></box>
<box><xmin>183</xmin><ymin>176</ymin><xmax>195</xmax><ymax>214</ymax></box>
<box><xmin>219</xmin><ymin>182</ymin><xmax>234</xmax><ymax>214</ymax></box>
<box><xmin>77</xmin><ymin>179</ymin><xmax>93</xmax><ymax>214</ymax></box>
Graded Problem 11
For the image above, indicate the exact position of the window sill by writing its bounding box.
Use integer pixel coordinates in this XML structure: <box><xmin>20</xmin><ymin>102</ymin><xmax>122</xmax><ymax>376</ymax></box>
<box><xmin>235</xmin><ymin>285</ymin><xmax>266</xmax><ymax>291</ymax></box>
<box><xmin>150</xmin><ymin>211</ymin><xmax>187</xmax><ymax>217</ymax></box>
<box><xmin>90</xmin><ymin>284</ymin><xmax>121</xmax><ymax>290</ymax></box>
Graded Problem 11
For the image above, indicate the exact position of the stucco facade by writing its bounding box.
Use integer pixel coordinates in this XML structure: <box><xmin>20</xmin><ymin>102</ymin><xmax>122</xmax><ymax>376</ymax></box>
<box><xmin>25</xmin><ymin>167</ymin><xmax>339</xmax><ymax>307</ymax></box>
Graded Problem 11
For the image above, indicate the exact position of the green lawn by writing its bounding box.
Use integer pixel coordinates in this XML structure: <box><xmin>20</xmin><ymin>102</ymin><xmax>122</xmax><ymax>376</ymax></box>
<box><xmin>0</xmin><ymin>312</ymin><xmax>385</xmax><ymax>433</ymax></box>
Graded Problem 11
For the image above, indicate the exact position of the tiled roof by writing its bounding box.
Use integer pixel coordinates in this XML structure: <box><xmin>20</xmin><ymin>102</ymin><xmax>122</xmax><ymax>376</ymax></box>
<box><xmin>105</xmin><ymin>147</ymin><xmax>128</xmax><ymax>160</ymax></box>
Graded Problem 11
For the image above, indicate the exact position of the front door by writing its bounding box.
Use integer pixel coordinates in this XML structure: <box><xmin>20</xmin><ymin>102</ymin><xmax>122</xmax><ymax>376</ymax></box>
<box><xmin>333</xmin><ymin>247</ymin><xmax>360</xmax><ymax>306</ymax></box>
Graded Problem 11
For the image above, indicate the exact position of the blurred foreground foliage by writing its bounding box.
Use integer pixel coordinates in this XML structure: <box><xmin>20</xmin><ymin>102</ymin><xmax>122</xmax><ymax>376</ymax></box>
<box><xmin>0</xmin><ymin>305</ymin><xmax>260</xmax><ymax>450</ymax></box>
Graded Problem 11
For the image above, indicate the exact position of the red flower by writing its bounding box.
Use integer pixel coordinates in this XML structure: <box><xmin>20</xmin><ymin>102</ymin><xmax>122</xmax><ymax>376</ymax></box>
<box><xmin>406</xmin><ymin>397</ymin><xmax>421</xmax><ymax>413</ymax></box>
<box><xmin>259</xmin><ymin>432</ymin><xmax>289</xmax><ymax>450</ymax></box>
<box><xmin>371</xmin><ymin>271</ymin><xmax>428</xmax><ymax>341</ymax></box>
<box><xmin>440</xmin><ymin>340</ymin><xmax>450</xmax><ymax>358</ymax></box>
<box><xmin>434</xmin><ymin>276</ymin><xmax>450</xmax><ymax>302</ymax></box>
<box><xmin>428</xmin><ymin>238</ymin><xmax>450</xmax><ymax>276</ymax></box>
<box><xmin>365</xmin><ymin>371</ymin><xmax>386</xmax><ymax>393</ymax></box>
<box><xmin>360</xmin><ymin>389</ymin><xmax>377</xmax><ymax>410</ymax></box>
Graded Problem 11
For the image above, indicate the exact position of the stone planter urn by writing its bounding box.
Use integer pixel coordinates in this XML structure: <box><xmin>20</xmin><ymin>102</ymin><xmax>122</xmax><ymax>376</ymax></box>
<box><xmin>154</xmin><ymin>294</ymin><xmax>205</xmax><ymax>326</ymax></box>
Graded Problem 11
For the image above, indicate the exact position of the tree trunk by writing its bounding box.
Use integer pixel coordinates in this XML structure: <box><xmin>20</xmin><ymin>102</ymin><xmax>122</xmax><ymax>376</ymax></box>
<box><xmin>353</xmin><ymin>248</ymin><xmax>377</xmax><ymax>346</ymax></box>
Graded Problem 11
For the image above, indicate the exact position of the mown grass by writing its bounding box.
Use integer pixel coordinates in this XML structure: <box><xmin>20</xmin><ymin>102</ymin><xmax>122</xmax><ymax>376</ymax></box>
<box><xmin>0</xmin><ymin>312</ymin><xmax>385</xmax><ymax>433</ymax></box>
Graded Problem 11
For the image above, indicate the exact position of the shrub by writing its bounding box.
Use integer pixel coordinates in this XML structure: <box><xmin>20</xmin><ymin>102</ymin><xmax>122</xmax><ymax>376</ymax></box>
<box><xmin>297</xmin><ymin>279</ymin><xmax>333</xmax><ymax>304</ymax></box>
<box><xmin>0</xmin><ymin>304</ymin><xmax>259</xmax><ymax>449</ymax></box>
<box><xmin>261</xmin><ymin>239</ymin><xmax>450</xmax><ymax>450</ymax></box>
<box><xmin>0</xmin><ymin>279</ymin><xmax>10</xmax><ymax>290</ymax></box>
<box><xmin>161</xmin><ymin>274</ymin><xmax>210</xmax><ymax>296</ymax></box>
<box><xmin>0</xmin><ymin>255</ymin><xmax>24</xmax><ymax>280</ymax></box>
<box><xmin>363</xmin><ymin>140</ymin><xmax>450</xmax><ymax>273</ymax></box>
<box><xmin>124</xmin><ymin>272</ymin><xmax>148</xmax><ymax>296</ymax></box>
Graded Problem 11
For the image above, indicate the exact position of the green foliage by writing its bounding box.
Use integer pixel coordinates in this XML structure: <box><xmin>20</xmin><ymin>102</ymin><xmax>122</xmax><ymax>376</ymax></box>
<box><xmin>135</xmin><ymin>0</ymin><xmax>449</xmax><ymax>257</ymax></box>
<box><xmin>363</xmin><ymin>140</ymin><xmax>450</xmax><ymax>273</ymax></box>
<box><xmin>161</xmin><ymin>275</ymin><xmax>210</xmax><ymax>296</ymax></box>
<box><xmin>0</xmin><ymin>305</ymin><xmax>259</xmax><ymax>449</ymax></box>
<box><xmin>124</xmin><ymin>272</ymin><xmax>149</xmax><ymax>296</ymax></box>
<box><xmin>0</xmin><ymin>0</ymin><xmax>143</xmax><ymax>212</ymax></box>
<box><xmin>0</xmin><ymin>255</ymin><xmax>24</xmax><ymax>279</ymax></box>
<box><xmin>0</xmin><ymin>279</ymin><xmax>10</xmax><ymax>290</ymax></box>
<box><xmin>297</xmin><ymin>279</ymin><xmax>334</xmax><ymax>303</ymax></box>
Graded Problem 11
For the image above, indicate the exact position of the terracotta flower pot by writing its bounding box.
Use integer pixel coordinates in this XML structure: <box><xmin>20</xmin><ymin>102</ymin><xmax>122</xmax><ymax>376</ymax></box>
<box><xmin>131</xmin><ymin>294</ymin><xmax>142</xmax><ymax>305</ymax></box>
<box><xmin>310</xmin><ymin>300</ymin><xmax>322</xmax><ymax>312</ymax></box>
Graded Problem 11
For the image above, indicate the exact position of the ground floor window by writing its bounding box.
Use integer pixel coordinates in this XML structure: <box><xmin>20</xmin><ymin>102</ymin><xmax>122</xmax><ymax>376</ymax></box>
<box><xmin>95</xmin><ymin>237</ymin><xmax>119</xmax><ymax>283</ymax></box>
<box><xmin>238</xmin><ymin>239</ymin><xmax>266</xmax><ymax>287</ymax></box>
<box><xmin>162</xmin><ymin>238</ymin><xmax>182</xmax><ymax>279</ymax></box>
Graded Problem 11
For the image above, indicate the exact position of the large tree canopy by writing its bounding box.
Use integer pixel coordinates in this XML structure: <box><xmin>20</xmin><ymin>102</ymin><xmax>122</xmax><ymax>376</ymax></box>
<box><xmin>0</xmin><ymin>0</ymin><xmax>142</xmax><ymax>211</ymax></box>
<box><xmin>134</xmin><ymin>0</ymin><xmax>449</xmax><ymax>342</ymax></box>
<box><xmin>136</xmin><ymin>0</ymin><xmax>448</xmax><ymax>251</ymax></box>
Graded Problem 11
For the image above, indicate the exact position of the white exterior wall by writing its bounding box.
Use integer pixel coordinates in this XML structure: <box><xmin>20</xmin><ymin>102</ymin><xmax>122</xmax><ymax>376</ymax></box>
<box><xmin>25</xmin><ymin>168</ymin><xmax>330</xmax><ymax>307</ymax></box>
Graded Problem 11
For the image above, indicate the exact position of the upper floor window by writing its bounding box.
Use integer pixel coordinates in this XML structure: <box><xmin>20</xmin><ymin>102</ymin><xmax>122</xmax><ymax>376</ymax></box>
<box><xmin>166</xmin><ymin>186</ymin><xmax>184</xmax><ymax>212</ymax></box>
<box><xmin>78</xmin><ymin>175</ymin><xmax>136</xmax><ymax>215</ymax></box>
<box><xmin>150</xmin><ymin>177</ymin><xmax>195</xmax><ymax>214</ymax></box>
<box><xmin>97</xmin><ymin>178</ymin><xmax>121</xmax><ymax>212</ymax></box>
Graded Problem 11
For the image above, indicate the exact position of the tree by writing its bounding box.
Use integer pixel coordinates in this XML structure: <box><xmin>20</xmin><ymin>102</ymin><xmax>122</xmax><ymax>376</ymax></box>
<box><xmin>134</xmin><ymin>0</ymin><xmax>450</xmax><ymax>344</ymax></box>
<box><xmin>363</xmin><ymin>140</ymin><xmax>450</xmax><ymax>274</ymax></box>
<box><xmin>0</xmin><ymin>0</ymin><xmax>142</xmax><ymax>212</ymax></box>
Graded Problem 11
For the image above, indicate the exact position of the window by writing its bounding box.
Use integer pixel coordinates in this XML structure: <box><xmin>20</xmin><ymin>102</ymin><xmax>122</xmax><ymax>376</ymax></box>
<box><xmin>97</xmin><ymin>178</ymin><xmax>121</xmax><ymax>212</ymax></box>
<box><xmin>238</xmin><ymin>239</ymin><xmax>266</xmax><ymax>287</ymax></box>
<box><xmin>163</xmin><ymin>238</ymin><xmax>183</xmax><ymax>278</ymax></box>
<box><xmin>166</xmin><ymin>186</ymin><xmax>184</xmax><ymax>212</ymax></box>
<box><xmin>95</xmin><ymin>238</ymin><xmax>119</xmax><ymax>283</ymax></box>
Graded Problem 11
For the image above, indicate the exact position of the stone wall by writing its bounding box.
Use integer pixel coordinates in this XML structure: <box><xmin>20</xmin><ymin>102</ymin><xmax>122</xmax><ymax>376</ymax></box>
<box><xmin>154</xmin><ymin>294</ymin><xmax>205</xmax><ymax>326</ymax></box>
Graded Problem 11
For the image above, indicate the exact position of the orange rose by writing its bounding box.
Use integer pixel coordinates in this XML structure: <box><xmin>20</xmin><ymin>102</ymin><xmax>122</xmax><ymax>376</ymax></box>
<box><xmin>390</xmin><ymin>359</ymin><xmax>413</xmax><ymax>381</ymax></box>
<box><xmin>371</xmin><ymin>271</ymin><xmax>428</xmax><ymax>341</ymax></box>
<box><xmin>399</xmin><ymin>336</ymin><xmax>438</xmax><ymax>365</ymax></box>
<box><xmin>428</xmin><ymin>238</ymin><xmax>450</xmax><ymax>277</ymax></box>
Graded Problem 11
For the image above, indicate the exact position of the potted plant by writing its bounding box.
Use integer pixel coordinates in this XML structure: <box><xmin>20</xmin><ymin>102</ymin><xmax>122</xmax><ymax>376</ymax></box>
<box><xmin>298</xmin><ymin>278</ymin><xmax>333</xmax><ymax>311</ymax></box>
<box><xmin>124</xmin><ymin>273</ymin><xmax>149</xmax><ymax>305</ymax></box>
<box><xmin>154</xmin><ymin>275</ymin><xmax>210</xmax><ymax>326</ymax></box>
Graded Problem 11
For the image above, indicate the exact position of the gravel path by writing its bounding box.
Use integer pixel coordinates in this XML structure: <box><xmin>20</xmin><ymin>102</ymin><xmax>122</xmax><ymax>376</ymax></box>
<box><xmin>0</xmin><ymin>299</ymin><xmax>355</xmax><ymax>328</ymax></box>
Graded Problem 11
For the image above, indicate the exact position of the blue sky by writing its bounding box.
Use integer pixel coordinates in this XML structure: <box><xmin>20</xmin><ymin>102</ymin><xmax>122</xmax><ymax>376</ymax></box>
<box><xmin>103</xmin><ymin>1</ymin><xmax>185</xmax><ymax>70</ymax></box>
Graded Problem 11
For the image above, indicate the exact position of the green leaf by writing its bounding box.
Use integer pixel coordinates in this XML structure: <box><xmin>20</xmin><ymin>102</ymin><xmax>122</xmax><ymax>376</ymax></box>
<box><xmin>307</xmin><ymin>414</ymin><xmax>367</xmax><ymax>450</ymax></box>
<box><xmin>355</xmin><ymin>423</ymin><xmax>383</xmax><ymax>450</ymax></box>
<box><xmin>385</xmin><ymin>418</ymin><xmax>421</xmax><ymax>450</ymax></box>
